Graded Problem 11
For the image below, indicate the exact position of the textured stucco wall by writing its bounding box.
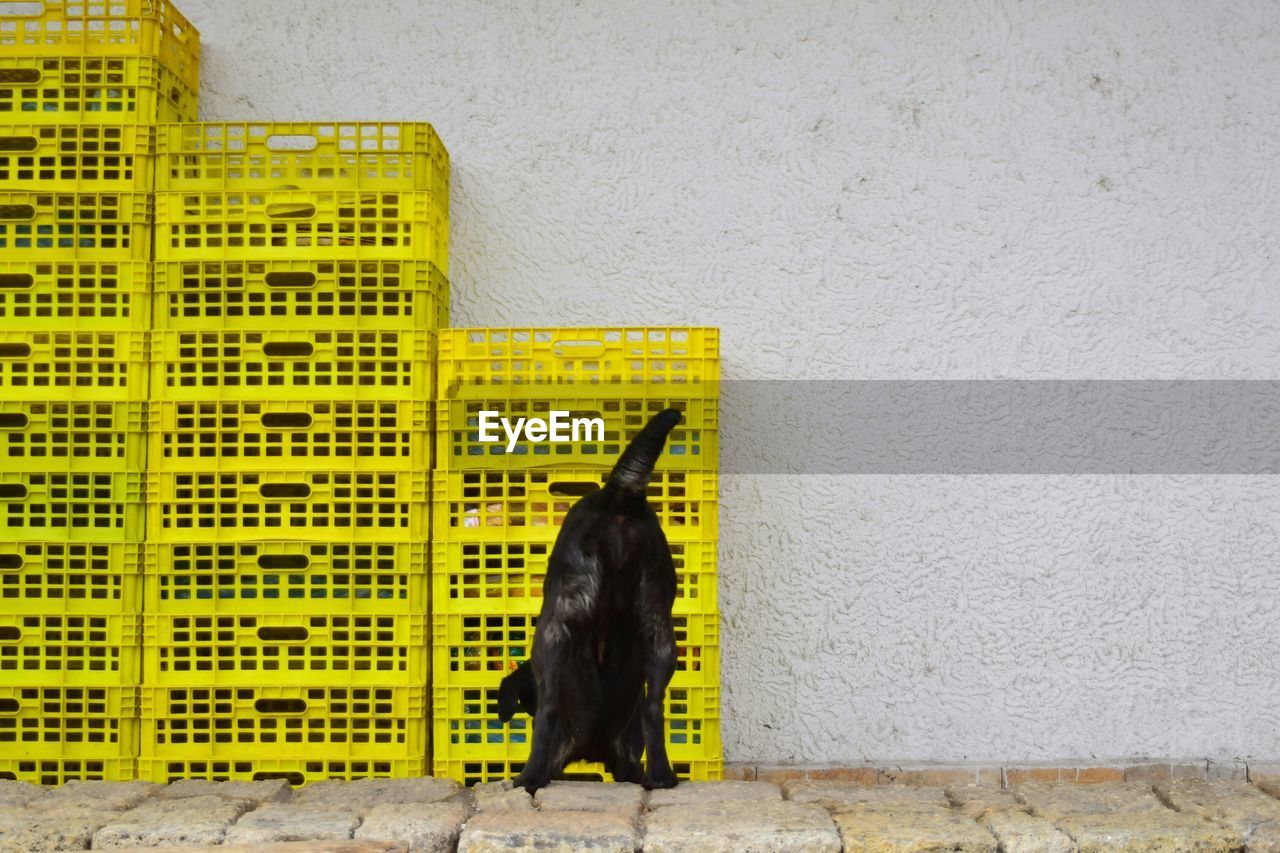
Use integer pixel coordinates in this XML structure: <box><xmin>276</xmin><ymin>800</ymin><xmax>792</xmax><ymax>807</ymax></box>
<box><xmin>182</xmin><ymin>0</ymin><xmax>1280</xmax><ymax>763</ymax></box>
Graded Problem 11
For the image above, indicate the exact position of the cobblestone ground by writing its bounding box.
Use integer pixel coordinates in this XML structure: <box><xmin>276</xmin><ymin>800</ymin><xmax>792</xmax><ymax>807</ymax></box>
<box><xmin>4</xmin><ymin>774</ymin><xmax>1280</xmax><ymax>851</ymax></box>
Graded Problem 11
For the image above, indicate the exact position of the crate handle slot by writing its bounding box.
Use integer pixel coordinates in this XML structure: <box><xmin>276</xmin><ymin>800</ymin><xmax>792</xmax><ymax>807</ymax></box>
<box><xmin>0</xmin><ymin>413</ymin><xmax>28</xmax><ymax>430</ymax></box>
<box><xmin>0</xmin><ymin>698</ymin><xmax>18</xmax><ymax>714</ymax></box>
<box><xmin>0</xmin><ymin>69</ymin><xmax>41</xmax><ymax>85</ymax></box>
<box><xmin>0</xmin><ymin>484</ymin><xmax>27</xmax><ymax>499</ymax></box>
<box><xmin>0</xmin><ymin>626</ymin><xmax>19</xmax><ymax>642</ymax></box>
<box><xmin>0</xmin><ymin>273</ymin><xmax>33</xmax><ymax>289</ymax></box>
<box><xmin>257</xmin><ymin>626</ymin><xmax>309</xmax><ymax>642</ymax></box>
<box><xmin>261</xmin><ymin>412</ymin><xmax>313</xmax><ymax>430</ymax></box>
<box><xmin>0</xmin><ymin>343</ymin><xmax>31</xmax><ymax>359</ymax></box>
<box><xmin>254</xmin><ymin>698</ymin><xmax>308</xmax><ymax>714</ymax></box>
<box><xmin>264</xmin><ymin>271</ymin><xmax>317</xmax><ymax>289</ymax></box>
<box><xmin>552</xmin><ymin>339</ymin><xmax>606</xmax><ymax>358</ymax></box>
<box><xmin>549</xmin><ymin>482</ymin><xmax>598</xmax><ymax>498</ymax></box>
<box><xmin>254</xmin><ymin>771</ymin><xmax>305</xmax><ymax>785</ymax></box>
<box><xmin>265</xmin><ymin>202</ymin><xmax>317</xmax><ymax>220</ymax></box>
<box><xmin>0</xmin><ymin>554</ymin><xmax>21</xmax><ymax>569</ymax></box>
<box><xmin>262</xmin><ymin>342</ymin><xmax>314</xmax><ymax>358</ymax></box>
<box><xmin>257</xmin><ymin>554</ymin><xmax>309</xmax><ymax>570</ymax></box>
<box><xmin>259</xmin><ymin>483</ymin><xmax>311</xmax><ymax>499</ymax></box>
<box><xmin>0</xmin><ymin>205</ymin><xmax>35</xmax><ymax>222</ymax></box>
<box><xmin>0</xmin><ymin>2</ymin><xmax>43</xmax><ymax>17</ymax></box>
<box><xmin>0</xmin><ymin>136</ymin><xmax>37</xmax><ymax>152</ymax></box>
<box><xmin>265</xmin><ymin>134</ymin><xmax>319</xmax><ymax>152</ymax></box>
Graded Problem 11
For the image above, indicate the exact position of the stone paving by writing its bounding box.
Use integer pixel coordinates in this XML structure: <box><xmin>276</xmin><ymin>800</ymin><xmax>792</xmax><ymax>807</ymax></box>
<box><xmin>5</xmin><ymin>775</ymin><xmax>1280</xmax><ymax>850</ymax></box>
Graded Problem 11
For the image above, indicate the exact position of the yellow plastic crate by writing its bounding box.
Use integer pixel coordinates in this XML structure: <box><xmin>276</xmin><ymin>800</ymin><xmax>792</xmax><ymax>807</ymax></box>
<box><xmin>155</xmin><ymin>122</ymin><xmax>447</xmax><ymax>201</ymax></box>
<box><xmin>138</xmin><ymin>757</ymin><xmax>425</xmax><ymax>785</ymax></box>
<box><xmin>432</xmin><ymin>538</ymin><xmax>716</xmax><ymax>617</ymax></box>
<box><xmin>1</xmin><ymin>400</ymin><xmax>146</xmax><ymax>472</ymax></box>
<box><xmin>0</xmin><ymin>542</ymin><xmax>141</xmax><ymax>614</ymax></box>
<box><xmin>0</xmin><ymin>55</ymin><xmax>196</xmax><ymax>124</ymax></box>
<box><xmin>144</xmin><ymin>542</ymin><xmax>426</xmax><ymax>615</ymax></box>
<box><xmin>150</xmin><ymin>329</ymin><xmax>434</xmax><ymax>402</ymax></box>
<box><xmin>0</xmin><ymin>471</ymin><xmax>145</xmax><ymax>542</ymax></box>
<box><xmin>0</xmin><ymin>260</ymin><xmax>150</xmax><ymax>329</ymax></box>
<box><xmin>0</xmin><ymin>757</ymin><xmax>135</xmax><ymax>784</ymax></box>
<box><xmin>432</xmin><ymin>538</ymin><xmax>549</xmax><ymax>616</ymax></box>
<box><xmin>0</xmin><ymin>0</ymin><xmax>200</xmax><ymax>90</ymax></box>
<box><xmin>0</xmin><ymin>124</ymin><xmax>153</xmax><ymax>192</ymax></box>
<box><xmin>0</xmin><ymin>612</ymin><xmax>140</xmax><ymax>685</ymax></box>
<box><xmin>0</xmin><ymin>191</ymin><xmax>151</xmax><ymax>259</ymax></box>
<box><xmin>0</xmin><ymin>329</ymin><xmax>147</xmax><ymax>401</ymax></box>
<box><xmin>154</xmin><ymin>190</ymin><xmax>447</xmax><ymax>269</ymax></box>
<box><xmin>143</xmin><ymin>613</ymin><xmax>428</xmax><ymax>686</ymax></box>
<box><xmin>0</xmin><ymin>685</ymin><xmax>137</xmax><ymax>761</ymax></box>
<box><xmin>432</xmin><ymin>611</ymin><xmax>717</xmax><ymax>690</ymax></box>
<box><xmin>148</xmin><ymin>400</ymin><xmax>429</xmax><ymax>472</ymax></box>
<box><xmin>437</xmin><ymin>327</ymin><xmax>719</xmax><ymax>397</ymax></box>
<box><xmin>140</xmin><ymin>685</ymin><xmax>425</xmax><ymax>761</ymax></box>
<box><xmin>432</xmin><ymin>469</ymin><xmax>717</xmax><ymax>543</ymax></box>
<box><xmin>435</xmin><ymin>395</ymin><xmax>717</xmax><ymax>472</ymax></box>
<box><xmin>154</xmin><ymin>259</ymin><xmax>448</xmax><ymax>330</ymax></box>
<box><xmin>147</xmin><ymin>470</ymin><xmax>427</xmax><ymax>543</ymax></box>
<box><xmin>432</xmin><ymin>683</ymin><xmax>722</xmax><ymax>786</ymax></box>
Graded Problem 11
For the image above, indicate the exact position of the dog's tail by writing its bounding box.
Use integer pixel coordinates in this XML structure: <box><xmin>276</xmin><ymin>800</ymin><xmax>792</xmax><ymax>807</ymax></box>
<box><xmin>605</xmin><ymin>408</ymin><xmax>682</xmax><ymax>496</ymax></box>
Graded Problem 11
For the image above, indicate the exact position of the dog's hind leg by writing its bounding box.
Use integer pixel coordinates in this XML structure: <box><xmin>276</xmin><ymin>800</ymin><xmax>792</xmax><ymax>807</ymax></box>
<box><xmin>516</xmin><ymin>710</ymin><xmax>573</xmax><ymax>795</ymax></box>
<box><xmin>640</xmin><ymin>615</ymin><xmax>679</xmax><ymax>789</ymax></box>
<box><xmin>515</xmin><ymin>714</ymin><xmax>571</xmax><ymax>795</ymax></box>
<box><xmin>607</xmin><ymin>706</ymin><xmax>646</xmax><ymax>784</ymax></box>
<box><xmin>513</xmin><ymin>625</ymin><xmax>575</xmax><ymax>794</ymax></box>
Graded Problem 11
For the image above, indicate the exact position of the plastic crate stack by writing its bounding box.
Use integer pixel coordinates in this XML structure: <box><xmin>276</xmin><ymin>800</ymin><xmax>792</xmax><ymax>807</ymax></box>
<box><xmin>431</xmin><ymin>327</ymin><xmax>722</xmax><ymax>784</ymax></box>
<box><xmin>0</xmin><ymin>0</ymin><xmax>199</xmax><ymax>785</ymax></box>
<box><xmin>143</xmin><ymin>122</ymin><xmax>449</xmax><ymax>784</ymax></box>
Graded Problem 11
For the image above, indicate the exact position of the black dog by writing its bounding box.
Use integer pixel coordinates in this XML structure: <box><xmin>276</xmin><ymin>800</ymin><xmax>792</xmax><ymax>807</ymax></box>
<box><xmin>497</xmin><ymin>408</ymin><xmax>683</xmax><ymax>794</ymax></box>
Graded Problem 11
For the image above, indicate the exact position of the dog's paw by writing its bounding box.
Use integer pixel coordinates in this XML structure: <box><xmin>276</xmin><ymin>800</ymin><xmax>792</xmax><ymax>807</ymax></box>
<box><xmin>512</xmin><ymin>771</ymin><xmax>549</xmax><ymax>796</ymax></box>
<box><xmin>642</xmin><ymin>767</ymin><xmax>679</xmax><ymax>790</ymax></box>
<box><xmin>612</xmin><ymin>766</ymin><xmax>645</xmax><ymax>786</ymax></box>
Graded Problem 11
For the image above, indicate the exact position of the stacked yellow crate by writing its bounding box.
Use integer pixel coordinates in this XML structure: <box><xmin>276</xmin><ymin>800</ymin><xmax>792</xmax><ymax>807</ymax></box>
<box><xmin>142</xmin><ymin>122</ymin><xmax>448</xmax><ymax>784</ymax></box>
<box><xmin>431</xmin><ymin>327</ymin><xmax>723</xmax><ymax>784</ymax></box>
<box><xmin>0</xmin><ymin>0</ymin><xmax>199</xmax><ymax>785</ymax></box>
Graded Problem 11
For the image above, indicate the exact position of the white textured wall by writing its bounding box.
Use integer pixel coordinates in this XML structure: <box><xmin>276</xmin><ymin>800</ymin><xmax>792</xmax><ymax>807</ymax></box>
<box><xmin>184</xmin><ymin>0</ymin><xmax>1280</xmax><ymax>763</ymax></box>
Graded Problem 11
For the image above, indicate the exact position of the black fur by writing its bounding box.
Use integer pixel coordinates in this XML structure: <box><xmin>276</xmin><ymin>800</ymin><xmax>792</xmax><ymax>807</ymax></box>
<box><xmin>498</xmin><ymin>408</ymin><xmax>683</xmax><ymax>794</ymax></box>
<box><xmin>497</xmin><ymin>658</ymin><xmax>537</xmax><ymax>722</ymax></box>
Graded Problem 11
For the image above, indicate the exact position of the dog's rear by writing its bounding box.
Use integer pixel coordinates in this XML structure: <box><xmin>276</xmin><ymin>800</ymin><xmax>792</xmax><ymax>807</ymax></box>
<box><xmin>501</xmin><ymin>408</ymin><xmax>683</xmax><ymax>794</ymax></box>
